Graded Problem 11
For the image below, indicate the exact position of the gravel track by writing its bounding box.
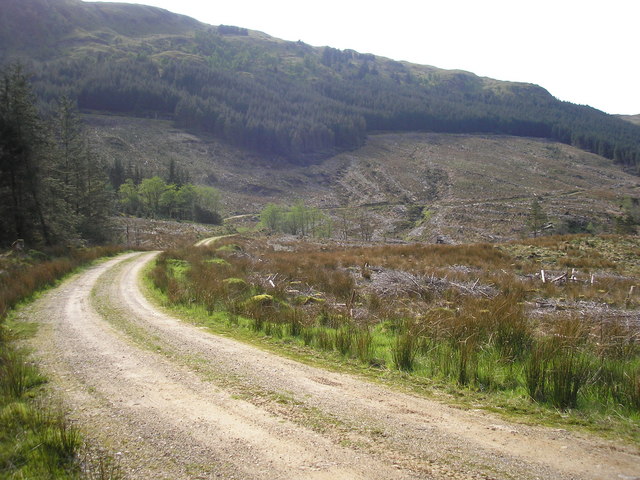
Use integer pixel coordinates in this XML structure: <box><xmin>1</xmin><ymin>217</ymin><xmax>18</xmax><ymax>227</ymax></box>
<box><xmin>22</xmin><ymin>252</ymin><xmax>640</xmax><ymax>479</ymax></box>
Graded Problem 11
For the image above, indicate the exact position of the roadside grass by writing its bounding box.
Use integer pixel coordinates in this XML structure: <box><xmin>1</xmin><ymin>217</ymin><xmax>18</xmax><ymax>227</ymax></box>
<box><xmin>0</xmin><ymin>246</ymin><xmax>124</xmax><ymax>318</ymax></box>
<box><xmin>93</xmin><ymin>260</ymin><xmax>366</xmax><ymax>439</ymax></box>
<box><xmin>0</xmin><ymin>246</ymin><xmax>125</xmax><ymax>479</ymax></box>
<box><xmin>145</xmin><ymin>235</ymin><xmax>640</xmax><ymax>445</ymax></box>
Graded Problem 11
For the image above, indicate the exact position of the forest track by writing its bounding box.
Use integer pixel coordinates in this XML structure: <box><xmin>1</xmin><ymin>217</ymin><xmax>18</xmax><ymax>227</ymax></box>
<box><xmin>20</xmin><ymin>252</ymin><xmax>640</xmax><ymax>479</ymax></box>
<box><xmin>194</xmin><ymin>234</ymin><xmax>239</xmax><ymax>247</ymax></box>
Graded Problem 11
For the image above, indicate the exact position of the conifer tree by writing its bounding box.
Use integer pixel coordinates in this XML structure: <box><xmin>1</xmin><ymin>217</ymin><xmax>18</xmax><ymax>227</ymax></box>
<box><xmin>527</xmin><ymin>197</ymin><xmax>548</xmax><ymax>238</ymax></box>
<box><xmin>0</xmin><ymin>65</ymin><xmax>53</xmax><ymax>245</ymax></box>
<box><xmin>0</xmin><ymin>66</ymin><xmax>114</xmax><ymax>246</ymax></box>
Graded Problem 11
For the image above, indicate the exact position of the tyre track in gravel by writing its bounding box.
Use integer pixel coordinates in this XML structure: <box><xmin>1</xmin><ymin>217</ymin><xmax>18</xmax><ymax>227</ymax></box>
<box><xmin>23</xmin><ymin>252</ymin><xmax>640</xmax><ymax>479</ymax></box>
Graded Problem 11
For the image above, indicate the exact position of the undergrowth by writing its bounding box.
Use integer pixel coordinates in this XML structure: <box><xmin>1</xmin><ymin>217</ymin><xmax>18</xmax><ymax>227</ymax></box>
<box><xmin>148</xmin><ymin>235</ymin><xmax>640</xmax><ymax>442</ymax></box>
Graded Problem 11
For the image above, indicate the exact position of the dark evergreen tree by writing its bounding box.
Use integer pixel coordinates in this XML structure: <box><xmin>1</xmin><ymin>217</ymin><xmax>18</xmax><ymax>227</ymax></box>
<box><xmin>52</xmin><ymin>98</ymin><xmax>113</xmax><ymax>242</ymax></box>
<box><xmin>109</xmin><ymin>157</ymin><xmax>126</xmax><ymax>189</ymax></box>
<box><xmin>0</xmin><ymin>65</ymin><xmax>53</xmax><ymax>245</ymax></box>
<box><xmin>0</xmin><ymin>66</ymin><xmax>114</xmax><ymax>246</ymax></box>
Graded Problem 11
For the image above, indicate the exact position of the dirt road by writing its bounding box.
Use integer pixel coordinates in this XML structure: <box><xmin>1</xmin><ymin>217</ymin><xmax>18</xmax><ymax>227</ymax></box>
<box><xmin>21</xmin><ymin>252</ymin><xmax>640</xmax><ymax>479</ymax></box>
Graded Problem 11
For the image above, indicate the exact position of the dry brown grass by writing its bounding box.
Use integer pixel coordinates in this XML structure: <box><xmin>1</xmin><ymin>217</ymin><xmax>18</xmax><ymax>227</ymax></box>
<box><xmin>0</xmin><ymin>246</ymin><xmax>124</xmax><ymax>320</ymax></box>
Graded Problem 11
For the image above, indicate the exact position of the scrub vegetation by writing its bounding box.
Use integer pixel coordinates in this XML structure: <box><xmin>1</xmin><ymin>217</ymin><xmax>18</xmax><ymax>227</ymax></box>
<box><xmin>149</xmin><ymin>235</ymin><xmax>640</xmax><ymax>439</ymax></box>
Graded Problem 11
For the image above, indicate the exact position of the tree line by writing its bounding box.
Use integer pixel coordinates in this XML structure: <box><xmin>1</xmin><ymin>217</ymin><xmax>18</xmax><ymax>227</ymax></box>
<box><xmin>118</xmin><ymin>176</ymin><xmax>221</xmax><ymax>224</ymax></box>
<box><xmin>260</xmin><ymin>202</ymin><xmax>333</xmax><ymax>238</ymax></box>
<box><xmin>259</xmin><ymin>202</ymin><xmax>380</xmax><ymax>241</ymax></box>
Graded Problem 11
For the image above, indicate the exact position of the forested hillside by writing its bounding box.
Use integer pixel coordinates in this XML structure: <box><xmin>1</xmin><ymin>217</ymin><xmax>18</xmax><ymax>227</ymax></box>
<box><xmin>0</xmin><ymin>63</ymin><xmax>226</xmax><ymax>247</ymax></box>
<box><xmin>2</xmin><ymin>0</ymin><xmax>640</xmax><ymax>170</ymax></box>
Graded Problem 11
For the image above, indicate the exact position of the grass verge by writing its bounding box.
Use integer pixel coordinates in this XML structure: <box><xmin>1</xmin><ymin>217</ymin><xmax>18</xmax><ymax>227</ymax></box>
<box><xmin>0</xmin><ymin>246</ymin><xmax>125</xmax><ymax>479</ymax></box>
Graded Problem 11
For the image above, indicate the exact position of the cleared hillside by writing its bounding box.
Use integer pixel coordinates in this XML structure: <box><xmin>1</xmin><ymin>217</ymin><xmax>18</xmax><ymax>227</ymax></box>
<box><xmin>85</xmin><ymin>114</ymin><xmax>639</xmax><ymax>243</ymax></box>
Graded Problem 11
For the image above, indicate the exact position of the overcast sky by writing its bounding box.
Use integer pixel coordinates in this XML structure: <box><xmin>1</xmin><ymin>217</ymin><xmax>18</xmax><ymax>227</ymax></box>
<box><xmin>88</xmin><ymin>0</ymin><xmax>640</xmax><ymax>115</ymax></box>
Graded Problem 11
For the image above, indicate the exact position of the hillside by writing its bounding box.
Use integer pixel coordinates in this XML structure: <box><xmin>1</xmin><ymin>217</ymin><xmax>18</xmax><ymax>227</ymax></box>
<box><xmin>0</xmin><ymin>0</ymin><xmax>202</xmax><ymax>53</ymax></box>
<box><xmin>85</xmin><ymin>114</ymin><xmax>639</xmax><ymax>243</ymax></box>
<box><xmin>1</xmin><ymin>0</ymin><xmax>640</xmax><ymax>171</ymax></box>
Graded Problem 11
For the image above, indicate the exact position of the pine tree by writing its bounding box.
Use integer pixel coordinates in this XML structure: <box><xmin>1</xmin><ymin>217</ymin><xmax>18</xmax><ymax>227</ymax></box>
<box><xmin>0</xmin><ymin>66</ymin><xmax>113</xmax><ymax>246</ymax></box>
<box><xmin>52</xmin><ymin>97</ymin><xmax>113</xmax><ymax>242</ymax></box>
<box><xmin>0</xmin><ymin>65</ymin><xmax>53</xmax><ymax>245</ymax></box>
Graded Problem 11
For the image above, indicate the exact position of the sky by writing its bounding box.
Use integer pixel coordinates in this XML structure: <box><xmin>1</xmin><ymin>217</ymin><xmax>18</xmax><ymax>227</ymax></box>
<box><xmin>88</xmin><ymin>0</ymin><xmax>640</xmax><ymax>115</ymax></box>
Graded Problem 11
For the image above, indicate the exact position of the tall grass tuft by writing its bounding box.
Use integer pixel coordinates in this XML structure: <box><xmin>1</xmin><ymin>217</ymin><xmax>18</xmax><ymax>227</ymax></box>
<box><xmin>0</xmin><ymin>349</ymin><xmax>45</xmax><ymax>399</ymax></box>
<box><xmin>354</xmin><ymin>328</ymin><xmax>373</xmax><ymax>364</ymax></box>
<box><xmin>548</xmin><ymin>347</ymin><xmax>592</xmax><ymax>409</ymax></box>
<box><xmin>457</xmin><ymin>336</ymin><xmax>478</xmax><ymax>386</ymax></box>
<box><xmin>525</xmin><ymin>339</ymin><xmax>553</xmax><ymax>402</ymax></box>
<box><xmin>392</xmin><ymin>329</ymin><xmax>418</xmax><ymax>372</ymax></box>
<box><xmin>597</xmin><ymin>361</ymin><xmax>640</xmax><ymax>411</ymax></box>
<box><xmin>489</xmin><ymin>297</ymin><xmax>532</xmax><ymax>362</ymax></box>
<box><xmin>285</xmin><ymin>308</ymin><xmax>303</xmax><ymax>337</ymax></box>
<box><xmin>334</xmin><ymin>326</ymin><xmax>353</xmax><ymax>356</ymax></box>
<box><xmin>315</xmin><ymin>330</ymin><xmax>334</xmax><ymax>351</ymax></box>
<box><xmin>619</xmin><ymin>367</ymin><xmax>640</xmax><ymax>410</ymax></box>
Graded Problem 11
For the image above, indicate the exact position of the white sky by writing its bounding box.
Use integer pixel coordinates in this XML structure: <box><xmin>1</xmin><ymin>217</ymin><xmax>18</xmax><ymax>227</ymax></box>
<box><xmin>87</xmin><ymin>0</ymin><xmax>640</xmax><ymax>115</ymax></box>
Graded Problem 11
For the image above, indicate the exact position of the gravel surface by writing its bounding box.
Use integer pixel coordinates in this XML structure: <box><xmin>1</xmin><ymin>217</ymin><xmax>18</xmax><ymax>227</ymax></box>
<box><xmin>20</xmin><ymin>252</ymin><xmax>640</xmax><ymax>479</ymax></box>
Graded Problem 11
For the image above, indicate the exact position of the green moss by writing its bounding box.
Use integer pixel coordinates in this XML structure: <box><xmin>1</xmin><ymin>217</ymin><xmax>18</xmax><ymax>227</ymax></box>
<box><xmin>246</xmin><ymin>294</ymin><xmax>274</xmax><ymax>306</ymax></box>
<box><xmin>293</xmin><ymin>295</ymin><xmax>325</xmax><ymax>306</ymax></box>
<box><xmin>223</xmin><ymin>277</ymin><xmax>248</xmax><ymax>288</ymax></box>
<box><xmin>216</xmin><ymin>244</ymin><xmax>242</xmax><ymax>252</ymax></box>
<box><xmin>205</xmin><ymin>258</ymin><xmax>230</xmax><ymax>266</ymax></box>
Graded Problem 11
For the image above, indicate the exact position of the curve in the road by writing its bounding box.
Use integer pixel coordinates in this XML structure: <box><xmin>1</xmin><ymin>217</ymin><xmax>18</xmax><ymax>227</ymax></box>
<box><xmin>21</xmin><ymin>252</ymin><xmax>640</xmax><ymax>480</ymax></box>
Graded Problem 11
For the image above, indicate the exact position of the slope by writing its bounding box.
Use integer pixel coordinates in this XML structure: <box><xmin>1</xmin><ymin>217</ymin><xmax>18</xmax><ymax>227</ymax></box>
<box><xmin>2</xmin><ymin>0</ymin><xmax>640</xmax><ymax>169</ymax></box>
<box><xmin>0</xmin><ymin>0</ymin><xmax>202</xmax><ymax>53</ymax></box>
<box><xmin>619</xmin><ymin>115</ymin><xmax>640</xmax><ymax>127</ymax></box>
<box><xmin>85</xmin><ymin>114</ymin><xmax>639</xmax><ymax>243</ymax></box>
